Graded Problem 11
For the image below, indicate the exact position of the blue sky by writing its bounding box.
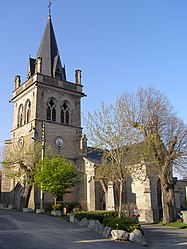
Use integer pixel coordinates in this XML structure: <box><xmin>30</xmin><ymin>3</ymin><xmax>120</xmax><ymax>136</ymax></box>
<box><xmin>1</xmin><ymin>0</ymin><xmax>187</xmax><ymax>148</ymax></box>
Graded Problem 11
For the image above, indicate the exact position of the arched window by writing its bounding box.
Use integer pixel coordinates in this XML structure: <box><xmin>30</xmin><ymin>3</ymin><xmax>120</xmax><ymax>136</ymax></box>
<box><xmin>61</xmin><ymin>101</ymin><xmax>69</xmax><ymax>124</ymax></box>
<box><xmin>47</xmin><ymin>98</ymin><xmax>56</xmax><ymax>121</ymax></box>
<box><xmin>17</xmin><ymin>104</ymin><xmax>24</xmax><ymax>127</ymax></box>
<box><xmin>25</xmin><ymin>100</ymin><xmax>31</xmax><ymax>123</ymax></box>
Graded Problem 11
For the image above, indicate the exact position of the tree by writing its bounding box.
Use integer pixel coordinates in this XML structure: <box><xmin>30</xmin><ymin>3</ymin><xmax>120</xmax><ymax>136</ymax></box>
<box><xmin>84</xmin><ymin>102</ymin><xmax>142</xmax><ymax>217</ymax></box>
<box><xmin>2</xmin><ymin>140</ymin><xmax>54</xmax><ymax>208</ymax></box>
<box><xmin>85</xmin><ymin>87</ymin><xmax>187</xmax><ymax>223</ymax></box>
<box><xmin>34</xmin><ymin>156</ymin><xmax>79</xmax><ymax>209</ymax></box>
<box><xmin>120</xmin><ymin>87</ymin><xmax>187</xmax><ymax>223</ymax></box>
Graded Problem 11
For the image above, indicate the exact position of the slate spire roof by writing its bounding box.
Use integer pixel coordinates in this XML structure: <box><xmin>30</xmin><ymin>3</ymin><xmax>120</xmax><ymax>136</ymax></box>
<box><xmin>36</xmin><ymin>15</ymin><xmax>66</xmax><ymax>80</ymax></box>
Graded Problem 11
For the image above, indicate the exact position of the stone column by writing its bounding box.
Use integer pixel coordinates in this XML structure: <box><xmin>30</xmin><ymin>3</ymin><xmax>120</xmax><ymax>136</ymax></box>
<box><xmin>35</xmin><ymin>57</ymin><xmax>42</xmax><ymax>73</ymax></box>
<box><xmin>143</xmin><ymin>188</ymin><xmax>154</xmax><ymax>223</ymax></box>
<box><xmin>75</xmin><ymin>69</ymin><xmax>81</xmax><ymax>84</ymax></box>
<box><xmin>14</xmin><ymin>75</ymin><xmax>21</xmax><ymax>90</ymax></box>
<box><xmin>85</xmin><ymin>160</ymin><xmax>96</xmax><ymax>211</ymax></box>
<box><xmin>106</xmin><ymin>181</ymin><xmax>115</xmax><ymax>211</ymax></box>
<box><xmin>87</xmin><ymin>176</ymin><xmax>95</xmax><ymax>211</ymax></box>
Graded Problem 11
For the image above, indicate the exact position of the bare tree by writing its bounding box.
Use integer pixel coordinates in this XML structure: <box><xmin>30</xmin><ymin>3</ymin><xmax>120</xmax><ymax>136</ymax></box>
<box><xmin>120</xmin><ymin>87</ymin><xmax>187</xmax><ymax>223</ymax></box>
<box><xmin>2</xmin><ymin>140</ymin><xmax>55</xmax><ymax>208</ymax></box>
<box><xmin>84</xmin><ymin>102</ymin><xmax>142</xmax><ymax>217</ymax></box>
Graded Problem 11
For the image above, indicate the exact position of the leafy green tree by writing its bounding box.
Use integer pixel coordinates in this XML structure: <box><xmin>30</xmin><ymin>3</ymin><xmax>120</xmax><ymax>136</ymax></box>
<box><xmin>2</xmin><ymin>141</ymin><xmax>55</xmax><ymax>208</ymax></box>
<box><xmin>34</xmin><ymin>156</ymin><xmax>79</xmax><ymax>209</ymax></box>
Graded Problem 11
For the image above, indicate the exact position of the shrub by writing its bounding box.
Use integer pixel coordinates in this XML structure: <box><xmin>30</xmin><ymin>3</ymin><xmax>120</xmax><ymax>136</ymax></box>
<box><xmin>102</xmin><ymin>217</ymin><xmax>141</xmax><ymax>232</ymax></box>
<box><xmin>74</xmin><ymin>210</ymin><xmax>142</xmax><ymax>234</ymax></box>
<box><xmin>65</xmin><ymin>202</ymin><xmax>82</xmax><ymax>213</ymax></box>
<box><xmin>44</xmin><ymin>202</ymin><xmax>82</xmax><ymax>214</ymax></box>
<box><xmin>74</xmin><ymin>210</ymin><xmax>118</xmax><ymax>223</ymax></box>
<box><xmin>45</xmin><ymin>204</ymin><xmax>53</xmax><ymax>213</ymax></box>
<box><xmin>52</xmin><ymin>203</ymin><xmax>62</xmax><ymax>211</ymax></box>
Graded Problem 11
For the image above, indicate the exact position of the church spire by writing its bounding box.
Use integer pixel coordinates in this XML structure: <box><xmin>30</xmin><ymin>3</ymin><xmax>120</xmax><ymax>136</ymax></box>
<box><xmin>36</xmin><ymin>12</ymin><xmax>66</xmax><ymax>80</ymax></box>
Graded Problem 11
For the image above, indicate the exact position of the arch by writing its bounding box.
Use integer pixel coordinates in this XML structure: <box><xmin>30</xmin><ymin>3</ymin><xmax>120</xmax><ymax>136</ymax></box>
<box><xmin>13</xmin><ymin>182</ymin><xmax>24</xmax><ymax>209</ymax></box>
<box><xmin>46</xmin><ymin>98</ymin><xmax>56</xmax><ymax>122</ymax></box>
<box><xmin>25</xmin><ymin>99</ymin><xmax>31</xmax><ymax>124</ymax></box>
<box><xmin>17</xmin><ymin>104</ymin><xmax>24</xmax><ymax>127</ymax></box>
<box><xmin>60</xmin><ymin>101</ymin><xmax>70</xmax><ymax>124</ymax></box>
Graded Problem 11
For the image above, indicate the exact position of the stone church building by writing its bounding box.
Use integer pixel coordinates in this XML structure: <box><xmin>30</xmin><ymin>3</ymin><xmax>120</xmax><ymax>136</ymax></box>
<box><xmin>1</xmin><ymin>14</ymin><xmax>85</xmax><ymax>211</ymax></box>
<box><xmin>1</xmin><ymin>12</ymin><xmax>184</xmax><ymax>223</ymax></box>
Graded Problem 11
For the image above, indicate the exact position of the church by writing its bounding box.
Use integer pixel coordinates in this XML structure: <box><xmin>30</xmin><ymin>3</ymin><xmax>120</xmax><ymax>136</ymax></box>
<box><xmin>1</xmin><ymin>11</ymin><xmax>86</xmax><ymax>210</ymax></box>
<box><xmin>1</xmin><ymin>10</ymin><xmax>185</xmax><ymax>223</ymax></box>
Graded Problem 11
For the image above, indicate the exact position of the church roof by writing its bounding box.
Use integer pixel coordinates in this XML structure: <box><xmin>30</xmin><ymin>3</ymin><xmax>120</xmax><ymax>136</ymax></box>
<box><xmin>36</xmin><ymin>15</ymin><xmax>66</xmax><ymax>80</ymax></box>
<box><xmin>84</xmin><ymin>147</ymin><xmax>104</xmax><ymax>164</ymax></box>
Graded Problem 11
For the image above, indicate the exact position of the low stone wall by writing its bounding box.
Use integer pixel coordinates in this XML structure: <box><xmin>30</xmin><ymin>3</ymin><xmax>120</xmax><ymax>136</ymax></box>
<box><xmin>72</xmin><ymin>216</ymin><xmax>147</xmax><ymax>246</ymax></box>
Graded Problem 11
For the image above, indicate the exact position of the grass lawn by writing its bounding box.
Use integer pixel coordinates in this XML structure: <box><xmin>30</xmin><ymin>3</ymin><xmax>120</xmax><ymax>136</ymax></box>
<box><xmin>157</xmin><ymin>220</ymin><xmax>187</xmax><ymax>229</ymax></box>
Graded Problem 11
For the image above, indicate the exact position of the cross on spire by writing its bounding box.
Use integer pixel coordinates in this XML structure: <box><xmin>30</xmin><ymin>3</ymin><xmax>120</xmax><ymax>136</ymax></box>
<box><xmin>48</xmin><ymin>1</ymin><xmax>52</xmax><ymax>16</ymax></box>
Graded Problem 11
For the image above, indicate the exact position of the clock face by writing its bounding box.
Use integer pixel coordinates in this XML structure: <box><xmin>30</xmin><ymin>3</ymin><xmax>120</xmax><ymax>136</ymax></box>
<box><xmin>18</xmin><ymin>137</ymin><xmax>24</xmax><ymax>149</ymax></box>
<box><xmin>54</xmin><ymin>137</ymin><xmax>64</xmax><ymax>149</ymax></box>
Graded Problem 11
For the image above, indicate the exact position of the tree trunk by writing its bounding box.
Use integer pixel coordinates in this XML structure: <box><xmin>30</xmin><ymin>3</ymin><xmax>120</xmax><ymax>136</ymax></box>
<box><xmin>54</xmin><ymin>196</ymin><xmax>57</xmax><ymax>210</ymax></box>
<box><xmin>118</xmin><ymin>180</ymin><xmax>123</xmax><ymax>218</ymax></box>
<box><xmin>161</xmin><ymin>174</ymin><xmax>176</xmax><ymax>224</ymax></box>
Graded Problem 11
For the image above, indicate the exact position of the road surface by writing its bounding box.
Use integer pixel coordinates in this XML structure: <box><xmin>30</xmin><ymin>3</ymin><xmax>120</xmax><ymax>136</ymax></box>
<box><xmin>1</xmin><ymin>209</ymin><xmax>187</xmax><ymax>249</ymax></box>
<box><xmin>0</xmin><ymin>209</ymin><xmax>143</xmax><ymax>249</ymax></box>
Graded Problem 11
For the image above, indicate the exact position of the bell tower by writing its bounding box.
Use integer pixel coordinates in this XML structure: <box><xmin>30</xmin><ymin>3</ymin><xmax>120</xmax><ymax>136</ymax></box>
<box><xmin>1</xmin><ymin>12</ymin><xmax>86</xmax><ymax>208</ymax></box>
<box><xmin>13</xmin><ymin>13</ymin><xmax>85</xmax><ymax>159</ymax></box>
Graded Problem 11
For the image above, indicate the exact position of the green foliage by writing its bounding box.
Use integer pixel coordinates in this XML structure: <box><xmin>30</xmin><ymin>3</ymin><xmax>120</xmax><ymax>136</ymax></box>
<box><xmin>158</xmin><ymin>220</ymin><xmax>187</xmax><ymax>229</ymax></box>
<box><xmin>74</xmin><ymin>210</ymin><xmax>141</xmax><ymax>233</ymax></box>
<box><xmin>34</xmin><ymin>156</ymin><xmax>79</xmax><ymax>197</ymax></box>
<box><xmin>46</xmin><ymin>203</ymin><xmax>67</xmax><ymax>212</ymax></box>
<box><xmin>2</xmin><ymin>141</ymin><xmax>56</xmax><ymax>188</ymax></box>
<box><xmin>74</xmin><ymin>210</ymin><xmax>118</xmax><ymax>223</ymax></box>
<box><xmin>102</xmin><ymin>217</ymin><xmax>141</xmax><ymax>232</ymax></box>
<box><xmin>60</xmin><ymin>215</ymin><xmax>70</xmax><ymax>222</ymax></box>
<box><xmin>65</xmin><ymin>202</ymin><xmax>82</xmax><ymax>214</ymax></box>
<box><xmin>52</xmin><ymin>203</ymin><xmax>62</xmax><ymax>211</ymax></box>
<box><xmin>167</xmin><ymin>221</ymin><xmax>187</xmax><ymax>229</ymax></box>
<box><xmin>45</xmin><ymin>204</ymin><xmax>54</xmax><ymax>213</ymax></box>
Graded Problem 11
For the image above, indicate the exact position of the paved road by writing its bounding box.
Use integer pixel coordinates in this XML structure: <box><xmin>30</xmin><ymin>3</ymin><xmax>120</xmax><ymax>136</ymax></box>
<box><xmin>142</xmin><ymin>223</ymin><xmax>187</xmax><ymax>249</ymax></box>
<box><xmin>0</xmin><ymin>209</ymin><xmax>187</xmax><ymax>249</ymax></box>
<box><xmin>0</xmin><ymin>209</ymin><xmax>143</xmax><ymax>249</ymax></box>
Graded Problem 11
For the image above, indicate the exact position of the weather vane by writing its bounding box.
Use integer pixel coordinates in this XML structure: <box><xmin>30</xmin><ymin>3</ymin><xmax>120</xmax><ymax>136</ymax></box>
<box><xmin>48</xmin><ymin>1</ymin><xmax>52</xmax><ymax>16</ymax></box>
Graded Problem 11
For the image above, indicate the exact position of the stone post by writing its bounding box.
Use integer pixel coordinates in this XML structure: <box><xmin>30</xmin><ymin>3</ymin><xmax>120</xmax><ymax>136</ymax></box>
<box><xmin>14</xmin><ymin>75</ymin><xmax>21</xmax><ymax>89</ymax></box>
<box><xmin>75</xmin><ymin>69</ymin><xmax>81</xmax><ymax>84</ymax></box>
<box><xmin>143</xmin><ymin>188</ymin><xmax>154</xmax><ymax>223</ymax></box>
<box><xmin>106</xmin><ymin>181</ymin><xmax>115</xmax><ymax>211</ymax></box>
<box><xmin>35</xmin><ymin>57</ymin><xmax>42</xmax><ymax>73</ymax></box>
<box><xmin>80</xmin><ymin>134</ymin><xmax>87</xmax><ymax>152</ymax></box>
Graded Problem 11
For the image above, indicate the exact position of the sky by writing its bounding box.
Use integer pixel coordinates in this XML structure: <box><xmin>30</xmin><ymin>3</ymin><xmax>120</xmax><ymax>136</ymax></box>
<box><xmin>1</xmin><ymin>0</ymin><xmax>187</xmax><ymax>151</ymax></box>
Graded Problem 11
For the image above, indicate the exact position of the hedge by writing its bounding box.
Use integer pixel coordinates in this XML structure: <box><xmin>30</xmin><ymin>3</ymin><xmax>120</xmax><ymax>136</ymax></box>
<box><xmin>74</xmin><ymin>210</ymin><xmax>118</xmax><ymax>223</ymax></box>
<box><xmin>74</xmin><ymin>210</ymin><xmax>142</xmax><ymax>233</ymax></box>
<box><xmin>102</xmin><ymin>217</ymin><xmax>141</xmax><ymax>232</ymax></box>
